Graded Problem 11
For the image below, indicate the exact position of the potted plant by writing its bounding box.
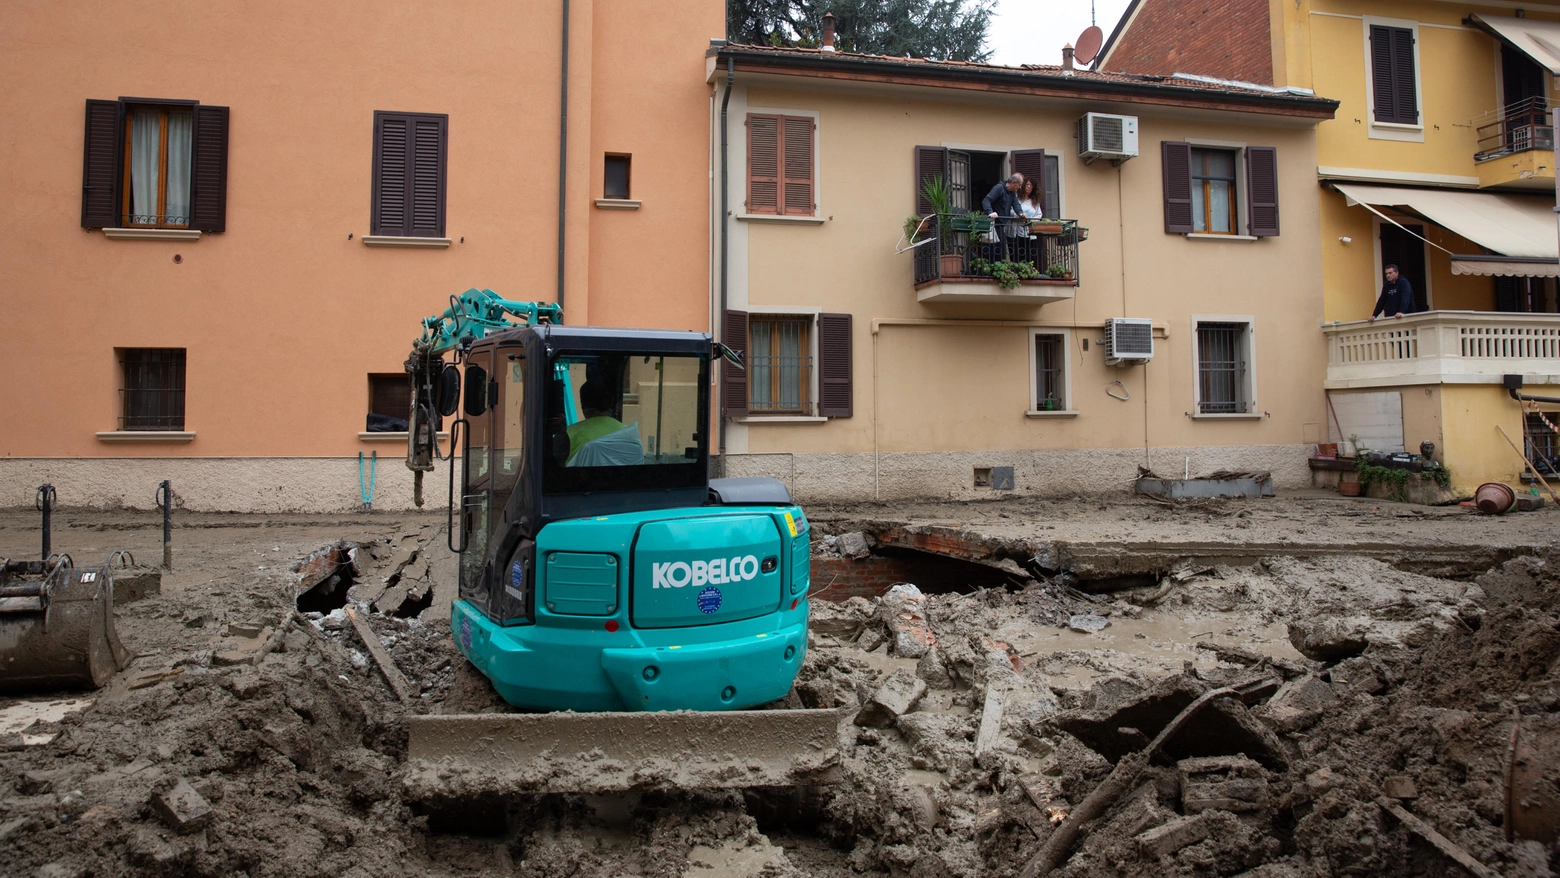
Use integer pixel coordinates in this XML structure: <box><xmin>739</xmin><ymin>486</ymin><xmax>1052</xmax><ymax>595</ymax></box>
<box><xmin>1045</xmin><ymin>262</ymin><xmax>1073</xmax><ymax>280</ymax></box>
<box><xmin>1031</xmin><ymin>219</ymin><xmax>1065</xmax><ymax>236</ymax></box>
<box><xmin>918</xmin><ymin>176</ymin><xmax>965</xmax><ymax>277</ymax></box>
<box><xmin>969</xmin><ymin>257</ymin><xmax>1039</xmax><ymax>290</ymax></box>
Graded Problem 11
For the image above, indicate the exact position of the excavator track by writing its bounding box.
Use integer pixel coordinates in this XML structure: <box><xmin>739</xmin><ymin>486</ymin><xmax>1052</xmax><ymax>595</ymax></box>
<box><xmin>404</xmin><ymin>708</ymin><xmax>841</xmax><ymax>798</ymax></box>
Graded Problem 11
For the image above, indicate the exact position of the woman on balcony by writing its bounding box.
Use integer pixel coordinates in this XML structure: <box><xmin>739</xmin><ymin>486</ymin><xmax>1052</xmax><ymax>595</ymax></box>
<box><xmin>1018</xmin><ymin>178</ymin><xmax>1045</xmax><ymax>268</ymax></box>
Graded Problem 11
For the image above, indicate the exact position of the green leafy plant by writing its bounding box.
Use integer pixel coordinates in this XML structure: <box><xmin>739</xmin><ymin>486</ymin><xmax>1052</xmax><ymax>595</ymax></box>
<box><xmin>1424</xmin><ymin>464</ymin><xmax>1452</xmax><ymax>490</ymax></box>
<box><xmin>1045</xmin><ymin>262</ymin><xmax>1072</xmax><ymax>279</ymax></box>
<box><xmin>903</xmin><ymin>215</ymin><xmax>930</xmax><ymax>242</ymax></box>
<box><xmin>968</xmin><ymin>257</ymin><xmax>1039</xmax><ymax>290</ymax></box>
<box><xmin>918</xmin><ymin>176</ymin><xmax>960</xmax><ymax>250</ymax></box>
<box><xmin>1356</xmin><ymin>462</ymin><xmax>1409</xmax><ymax>501</ymax></box>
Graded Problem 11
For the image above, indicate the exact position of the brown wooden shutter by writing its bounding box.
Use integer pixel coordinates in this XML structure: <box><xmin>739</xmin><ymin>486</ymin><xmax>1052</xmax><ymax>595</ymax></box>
<box><xmin>1161</xmin><ymin>141</ymin><xmax>1193</xmax><ymax>234</ymax></box>
<box><xmin>781</xmin><ymin>116</ymin><xmax>814</xmax><ymax>216</ymax></box>
<box><xmin>1009</xmin><ymin>148</ymin><xmax>1046</xmax><ymax>195</ymax></box>
<box><xmin>721</xmin><ymin>309</ymin><xmax>749</xmax><ymax>417</ymax></box>
<box><xmin>817</xmin><ymin>313</ymin><xmax>853</xmax><ymax>418</ymax></box>
<box><xmin>1042</xmin><ymin>154</ymin><xmax>1061</xmax><ymax>218</ymax></box>
<box><xmin>747</xmin><ymin>114</ymin><xmax>779</xmax><ymax>215</ymax></box>
<box><xmin>410</xmin><ymin>115</ymin><xmax>447</xmax><ymax>237</ymax></box>
<box><xmin>1245</xmin><ymin>146</ymin><xmax>1279</xmax><ymax>237</ymax></box>
<box><xmin>81</xmin><ymin>99</ymin><xmax>122</xmax><ymax>229</ymax></box>
<box><xmin>1370</xmin><ymin>25</ymin><xmax>1417</xmax><ymax>124</ymax></box>
<box><xmin>189</xmin><ymin>104</ymin><xmax>230</xmax><ymax>233</ymax></box>
<box><xmin>372</xmin><ymin>113</ymin><xmax>409</xmax><ymax>235</ymax></box>
<box><xmin>914</xmin><ymin>145</ymin><xmax>947</xmax><ymax>216</ymax></box>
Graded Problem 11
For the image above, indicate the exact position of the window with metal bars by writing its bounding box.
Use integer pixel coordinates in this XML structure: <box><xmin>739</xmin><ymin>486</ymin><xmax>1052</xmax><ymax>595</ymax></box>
<box><xmin>748</xmin><ymin>316</ymin><xmax>813</xmax><ymax>414</ymax></box>
<box><xmin>1196</xmin><ymin>322</ymin><xmax>1251</xmax><ymax>414</ymax></box>
<box><xmin>1528</xmin><ymin>412</ymin><xmax>1559</xmax><ymax>464</ymax></box>
<box><xmin>120</xmin><ymin>348</ymin><xmax>186</xmax><ymax>430</ymax></box>
<box><xmin>1034</xmin><ymin>334</ymin><xmax>1065</xmax><ymax>410</ymax></box>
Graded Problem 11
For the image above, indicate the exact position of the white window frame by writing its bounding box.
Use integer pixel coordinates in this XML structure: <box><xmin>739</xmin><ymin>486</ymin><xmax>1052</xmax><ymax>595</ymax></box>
<box><xmin>1370</xmin><ymin>216</ymin><xmax>1434</xmax><ymax>310</ymax></box>
<box><xmin>738</xmin><ymin>307</ymin><xmax>826</xmax><ymax>423</ymax></box>
<box><xmin>736</xmin><ymin>107</ymin><xmax>824</xmax><ymax>223</ymax></box>
<box><xmin>1362</xmin><ymin>16</ymin><xmax>1425</xmax><ymax>143</ymax></box>
<box><xmin>1182</xmin><ymin>138</ymin><xmax>1260</xmax><ymax>241</ymax></box>
<box><xmin>1026</xmin><ymin>328</ymin><xmax>1077</xmax><ymax>417</ymax></box>
<box><xmin>1190</xmin><ymin>316</ymin><xmax>1261</xmax><ymax>419</ymax></box>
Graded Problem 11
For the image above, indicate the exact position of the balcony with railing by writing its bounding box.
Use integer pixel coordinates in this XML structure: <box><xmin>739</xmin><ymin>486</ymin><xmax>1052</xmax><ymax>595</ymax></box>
<box><xmin>1473</xmin><ymin>97</ymin><xmax>1556</xmax><ymax>190</ymax></box>
<box><xmin>911</xmin><ymin>215</ymin><xmax>1082</xmax><ymax>305</ymax></box>
<box><xmin>1323</xmin><ymin>310</ymin><xmax>1560</xmax><ymax>388</ymax></box>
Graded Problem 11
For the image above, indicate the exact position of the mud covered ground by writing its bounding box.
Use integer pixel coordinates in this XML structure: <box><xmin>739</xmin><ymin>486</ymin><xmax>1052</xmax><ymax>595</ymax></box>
<box><xmin>0</xmin><ymin>497</ymin><xmax>1557</xmax><ymax>877</ymax></box>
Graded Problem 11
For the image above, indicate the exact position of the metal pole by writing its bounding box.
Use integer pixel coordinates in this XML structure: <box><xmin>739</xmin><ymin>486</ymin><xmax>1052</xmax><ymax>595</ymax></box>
<box><xmin>35</xmin><ymin>484</ymin><xmax>55</xmax><ymax>560</ymax></box>
<box><xmin>156</xmin><ymin>480</ymin><xmax>173</xmax><ymax>570</ymax></box>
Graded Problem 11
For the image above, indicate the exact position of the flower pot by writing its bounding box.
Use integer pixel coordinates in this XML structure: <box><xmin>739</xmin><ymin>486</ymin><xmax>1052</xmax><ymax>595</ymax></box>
<box><xmin>1031</xmin><ymin>221</ymin><xmax>1065</xmax><ymax>236</ymax></box>
<box><xmin>1317</xmin><ymin>443</ymin><xmax>1338</xmax><ymax>459</ymax></box>
<box><xmin>1475</xmin><ymin>482</ymin><xmax>1516</xmax><ymax>514</ymax></box>
<box><xmin>939</xmin><ymin>253</ymin><xmax>964</xmax><ymax>277</ymax></box>
<box><xmin>1339</xmin><ymin>481</ymin><xmax>1362</xmax><ymax>497</ymax></box>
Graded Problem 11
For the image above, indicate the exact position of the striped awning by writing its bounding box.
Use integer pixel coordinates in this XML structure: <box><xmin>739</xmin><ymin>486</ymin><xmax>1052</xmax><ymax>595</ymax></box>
<box><xmin>1451</xmin><ymin>257</ymin><xmax>1560</xmax><ymax>278</ymax></box>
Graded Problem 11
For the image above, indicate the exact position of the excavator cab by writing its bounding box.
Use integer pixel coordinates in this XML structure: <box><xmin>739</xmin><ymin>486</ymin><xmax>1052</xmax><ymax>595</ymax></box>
<box><xmin>431</xmin><ymin>325</ymin><xmax>812</xmax><ymax>713</ymax></box>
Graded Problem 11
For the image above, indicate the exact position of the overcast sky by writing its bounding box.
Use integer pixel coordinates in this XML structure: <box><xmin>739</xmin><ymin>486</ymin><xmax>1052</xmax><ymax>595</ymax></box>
<box><xmin>986</xmin><ymin>0</ymin><xmax>1135</xmax><ymax>67</ymax></box>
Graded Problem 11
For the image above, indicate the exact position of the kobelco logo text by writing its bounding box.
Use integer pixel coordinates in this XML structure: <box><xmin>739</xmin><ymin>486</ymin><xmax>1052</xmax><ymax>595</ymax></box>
<box><xmin>653</xmin><ymin>555</ymin><xmax>760</xmax><ymax>589</ymax></box>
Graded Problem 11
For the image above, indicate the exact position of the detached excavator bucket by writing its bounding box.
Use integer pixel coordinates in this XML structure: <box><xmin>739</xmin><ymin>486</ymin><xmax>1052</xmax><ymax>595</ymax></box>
<box><xmin>404</xmin><ymin>708</ymin><xmax>841</xmax><ymax>798</ymax></box>
<box><xmin>0</xmin><ymin>562</ymin><xmax>131</xmax><ymax>693</ymax></box>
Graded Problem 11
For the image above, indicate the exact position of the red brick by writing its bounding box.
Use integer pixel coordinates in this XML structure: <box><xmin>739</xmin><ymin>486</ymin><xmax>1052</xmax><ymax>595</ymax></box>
<box><xmin>1102</xmin><ymin>0</ymin><xmax>1273</xmax><ymax>85</ymax></box>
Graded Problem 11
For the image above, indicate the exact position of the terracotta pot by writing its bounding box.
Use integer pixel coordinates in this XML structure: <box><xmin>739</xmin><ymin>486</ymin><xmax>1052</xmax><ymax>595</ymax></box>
<box><xmin>1339</xmin><ymin>481</ymin><xmax>1362</xmax><ymax>497</ymax></box>
<box><xmin>1475</xmin><ymin>482</ymin><xmax>1516</xmax><ymax>514</ymax></box>
<box><xmin>939</xmin><ymin>253</ymin><xmax>964</xmax><ymax>277</ymax></box>
<box><xmin>1317</xmin><ymin>443</ymin><xmax>1338</xmax><ymax>458</ymax></box>
<box><xmin>1031</xmin><ymin>221</ymin><xmax>1065</xmax><ymax>235</ymax></box>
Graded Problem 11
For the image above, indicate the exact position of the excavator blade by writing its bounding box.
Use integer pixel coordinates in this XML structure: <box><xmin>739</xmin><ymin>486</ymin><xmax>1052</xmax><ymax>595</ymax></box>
<box><xmin>0</xmin><ymin>563</ymin><xmax>131</xmax><ymax>694</ymax></box>
<box><xmin>404</xmin><ymin>708</ymin><xmax>841</xmax><ymax>798</ymax></box>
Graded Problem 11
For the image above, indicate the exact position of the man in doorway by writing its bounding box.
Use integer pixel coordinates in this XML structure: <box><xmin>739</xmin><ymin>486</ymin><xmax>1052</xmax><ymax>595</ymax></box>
<box><xmin>1369</xmin><ymin>264</ymin><xmax>1419</xmax><ymax>322</ymax></box>
<box><xmin>982</xmin><ymin>173</ymin><xmax>1026</xmax><ymax>261</ymax></box>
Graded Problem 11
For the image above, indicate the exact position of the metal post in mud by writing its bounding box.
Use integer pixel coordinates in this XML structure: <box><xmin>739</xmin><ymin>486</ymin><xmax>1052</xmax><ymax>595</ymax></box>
<box><xmin>156</xmin><ymin>480</ymin><xmax>173</xmax><ymax>570</ymax></box>
<box><xmin>35</xmin><ymin>484</ymin><xmax>56</xmax><ymax>560</ymax></box>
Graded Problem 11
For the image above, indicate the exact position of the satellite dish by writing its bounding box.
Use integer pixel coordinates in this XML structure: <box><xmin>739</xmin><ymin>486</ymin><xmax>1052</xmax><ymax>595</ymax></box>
<box><xmin>1075</xmin><ymin>25</ymin><xmax>1104</xmax><ymax>66</ymax></box>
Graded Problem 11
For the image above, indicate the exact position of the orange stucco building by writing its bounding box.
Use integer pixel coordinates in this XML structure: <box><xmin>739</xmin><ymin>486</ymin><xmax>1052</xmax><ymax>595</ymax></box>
<box><xmin>0</xmin><ymin>0</ymin><xmax>722</xmax><ymax>511</ymax></box>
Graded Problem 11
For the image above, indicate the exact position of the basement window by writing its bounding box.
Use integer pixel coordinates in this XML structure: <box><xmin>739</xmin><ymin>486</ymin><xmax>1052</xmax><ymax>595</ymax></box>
<box><xmin>120</xmin><ymin>348</ymin><xmax>186</xmax><ymax>430</ymax></box>
<box><xmin>1194</xmin><ymin>320</ymin><xmax>1255</xmax><ymax>415</ymax></box>
<box><xmin>1028</xmin><ymin>330</ymin><xmax>1071</xmax><ymax>414</ymax></box>
<box><xmin>367</xmin><ymin>373</ymin><xmax>411</xmax><ymax>432</ymax></box>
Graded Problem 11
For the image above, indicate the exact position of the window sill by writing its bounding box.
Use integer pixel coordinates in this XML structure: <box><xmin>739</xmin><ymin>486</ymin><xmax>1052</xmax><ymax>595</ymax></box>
<box><xmin>1189</xmin><ymin>412</ymin><xmax>1264</xmax><ymax>420</ymax></box>
<box><xmin>96</xmin><ymin>431</ymin><xmax>195</xmax><ymax>443</ymax></box>
<box><xmin>361</xmin><ymin>236</ymin><xmax>452</xmax><ymax>248</ymax></box>
<box><xmin>735</xmin><ymin>416</ymin><xmax>829</xmax><ymax>424</ymax></box>
<box><xmin>101</xmin><ymin>228</ymin><xmax>202</xmax><ymax>241</ymax></box>
<box><xmin>736</xmin><ymin>214</ymin><xmax>826</xmax><ymax>225</ymax></box>
<box><xmin>1371</xmin><ymin>121</ymin><xmax>1423</xmax><ymax>131</ymax></box>
<box><xmin>1186</xmin><ymin>233</ymin><xmax>1259</xmax><ymax>242</ymax></box>
<box><xmin>357</xmin><ymin>431</ymin><xmax>449</xmax><ymax>442</ymax></box>
<box><xmin>594</xmin><ymin>198</ymin><xmax>641</xmax><ymax>210</ymax></box>
<box><xmin>1025</xmin><ymin>410</ymin><xmax>1079</xmax><ymax>418</ymax></box>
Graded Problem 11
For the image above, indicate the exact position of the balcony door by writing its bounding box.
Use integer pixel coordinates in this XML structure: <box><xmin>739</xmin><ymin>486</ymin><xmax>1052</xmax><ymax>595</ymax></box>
<box><xmin>1379</xmin><ymin>222</ymin><xmax>1429</xmax><ymax>312</ymax></box>
<box><xmin>1501</xmin><ymin>44</ymin><xmax>1548</xmax><ymax>153</ymax></box>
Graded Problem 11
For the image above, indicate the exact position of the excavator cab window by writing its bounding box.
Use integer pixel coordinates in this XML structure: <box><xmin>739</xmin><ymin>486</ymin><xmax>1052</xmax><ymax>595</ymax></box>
<box><xmin>460</xmin><ymin>355</ymin><xmax>493</xmax><ymax>606</ymax></box>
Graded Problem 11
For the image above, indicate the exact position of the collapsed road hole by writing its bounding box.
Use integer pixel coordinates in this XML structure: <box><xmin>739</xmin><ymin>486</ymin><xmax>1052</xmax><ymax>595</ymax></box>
<box><xmin>294</xmin><ymin>544</ymin><xmax>358</xmax><ymax>614</ymax></box>
<box><xmin>744</xmin><ymin>786</ymin><xmax>832</xmax><ymax>831</ymax></box>
<box><xmin>393</xmin><ymin>585</ymin><xmax>434</xmax><ymax>619</ymax></box>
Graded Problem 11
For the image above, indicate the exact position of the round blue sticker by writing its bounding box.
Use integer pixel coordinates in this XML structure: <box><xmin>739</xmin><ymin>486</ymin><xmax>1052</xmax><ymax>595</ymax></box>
<box><xmin>696</xmin><ymin>586</ymin><xmax>723</xmax><ymax>614</ymax></box>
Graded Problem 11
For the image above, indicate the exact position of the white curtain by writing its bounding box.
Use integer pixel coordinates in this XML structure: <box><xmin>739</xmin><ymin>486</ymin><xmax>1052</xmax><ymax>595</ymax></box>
<box><xmin>129</xmin><ymin>111</ymin><xmax>161</xmax><ymax>224</ymax></box>
<box><xmin>165</xmin><ymin>111</ymin><xmax>193</xmax><ymax>225</ymax></box>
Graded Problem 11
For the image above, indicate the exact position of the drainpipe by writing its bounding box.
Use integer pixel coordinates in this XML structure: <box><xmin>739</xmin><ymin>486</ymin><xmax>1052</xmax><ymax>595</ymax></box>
<box><xmin>556</xmin><ymin>0</ymin><xmax>571</xmax><ymax>314</ymax></box>
<box><xmin>1506</xmin><ymin>374</ymin><xmax>1560</xmax><ymax>404</ymax></box>
<box><xmin>718</xmin><ymin>55</ymin><xmax>734</xmax><ymax>464</ymax></box>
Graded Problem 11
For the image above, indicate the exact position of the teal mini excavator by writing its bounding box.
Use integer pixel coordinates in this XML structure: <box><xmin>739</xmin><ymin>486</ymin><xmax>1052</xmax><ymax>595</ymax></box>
<box><xmin>399</xmin><ymin>290</ymin><xmax>836</xmax><ymax>796</ymax></box>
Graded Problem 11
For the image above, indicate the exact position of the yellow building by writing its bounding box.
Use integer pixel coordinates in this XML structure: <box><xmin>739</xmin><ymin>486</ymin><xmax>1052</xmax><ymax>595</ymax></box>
<box><xmin>707</xmin><ymin>41</ymin><xmax>1339</xmax><ymax>500</ymax></box>
<box><xmin>1104</xmin><ymin>0</ymin><xmax>1560</xmax><ymax>492</ymax></box>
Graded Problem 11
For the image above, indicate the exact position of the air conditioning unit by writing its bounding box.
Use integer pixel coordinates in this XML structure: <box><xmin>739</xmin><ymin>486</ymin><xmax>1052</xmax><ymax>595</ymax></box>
<box><xmin>1077</xmin><ymin>113</ymin><xmax>1139</xmax><ymax>163</ymax></box>
<box><xmin>1104</xmin><ymin>318</ymin><xmax>1154</xmax><ymax>365</ymax></box>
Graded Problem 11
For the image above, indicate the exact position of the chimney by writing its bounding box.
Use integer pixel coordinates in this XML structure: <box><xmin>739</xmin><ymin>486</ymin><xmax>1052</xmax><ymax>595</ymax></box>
<box><xmin>822</xmin><ymin>12</ymin><xmax>837</xmax><ymax>52</ymax></box>
<box><xmin>1062</xmin><ymin>43</ymin><xmax>1075</xmax><ymax>74</ymax></box>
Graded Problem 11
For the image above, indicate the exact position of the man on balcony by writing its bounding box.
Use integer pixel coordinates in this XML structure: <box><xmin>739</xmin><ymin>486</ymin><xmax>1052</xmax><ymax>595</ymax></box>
<box><xmin>1369</xmin><ymin>264</ymin><xmax>1420</xmax><ymax>322</ymax></box>
<box><xmin>982</xmin><ymin>173</ymin><xmax>1026</xmax><ymax>261</ymax></box>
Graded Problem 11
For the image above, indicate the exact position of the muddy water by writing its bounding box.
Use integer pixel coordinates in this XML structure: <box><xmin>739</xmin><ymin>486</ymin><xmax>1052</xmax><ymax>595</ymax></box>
<box><xmin>997</xmin><ymin>613</ymin><xmax>1303</xmax><ymax>690</ymax></box>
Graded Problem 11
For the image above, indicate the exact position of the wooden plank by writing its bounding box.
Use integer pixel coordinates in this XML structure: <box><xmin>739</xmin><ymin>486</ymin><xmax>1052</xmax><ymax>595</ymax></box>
<box><xmin>1376</xmin><ymin>797</ymin><xmax>1500</xmax><ymax>878</ymax></box>
<box><xmin>346</xmin><ymin>606</ymin><xmax>412</xmax><ymax>705</ymax></box>
<box><xmin>975</xmin><ymin>684</ymin><xmax>1005</xmax><ymax>768</ymax></box>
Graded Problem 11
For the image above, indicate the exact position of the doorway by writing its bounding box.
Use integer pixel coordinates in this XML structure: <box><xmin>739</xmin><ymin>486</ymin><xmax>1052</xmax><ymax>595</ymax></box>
<box><xmin>1379</xmin><ymin>222</ymin><xmax>1429</xmax><ymax>312</ymax></box>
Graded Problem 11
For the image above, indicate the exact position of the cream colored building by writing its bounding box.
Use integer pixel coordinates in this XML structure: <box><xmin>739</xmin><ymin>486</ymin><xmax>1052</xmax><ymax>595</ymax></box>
<box><xmin>708</xmin><ymin>44</ymin><xmax>1340</xmax><ymax>500</ymax></box>
<box><xmin>1103</xmin><ymin>0</ymin><xmax>1560</xmax><ymax>493</ymax></box>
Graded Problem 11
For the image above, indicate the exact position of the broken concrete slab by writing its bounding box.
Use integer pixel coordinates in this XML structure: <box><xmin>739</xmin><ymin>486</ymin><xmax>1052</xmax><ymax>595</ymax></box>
<box><xmin>1051</xmin><ymin>675</ymin><xmax>1286</xmax><ymax>769</ymax></box>
<box><xmin>838</xmin><ymin>532</ymin><xmax>872</xmax><ymax>559</ymax></box>
<box><xmin>1254</xmin><ymin>675</ymin><xmax>1337</xmax><ymax>734</ymax></box>
<box><xmin>856</xmin><ymin>669</ymin><xmax>927</xmax><ymax>727</ymax></box>
<box><xmin>112</xmin><ymin>568</ymin><xmax>161</xmax><ymax>605</ymax></box>
<box><xmin>1382</xmin><ymin>776</ymin><xmax>1418</xmax><ymax>800</ymax></box>
<box><xmin>1068</xmin><ymin>614</ymin><xmax>1110</xmax><ymax>634</ymax></box>
<box><xmin>151</xmin><ymin>779</ymin><xmax>212</xmax><ymax>833</ymax></box>
<box><xmin>1135</xmin><ymin>813</ymin><xmax>1213</xmax><ymax>857</ymax></box>
<box><xmin>1178</xmin><ymin>755</ymin><xmax>1269</xmax><ymax>813</ymax></box>
<box><xmin>881</xmin><ymin>583</ymin><xmax>936</xmax><ymax>658</ymax></box>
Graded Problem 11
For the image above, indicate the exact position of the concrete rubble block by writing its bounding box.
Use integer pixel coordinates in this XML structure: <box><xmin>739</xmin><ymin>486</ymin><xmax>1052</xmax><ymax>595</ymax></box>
<box><xmin>837</xmin><ymin>531</ymin><xmax>872</xmax><ymax>559</ymax></box>
<box><xmin>1068</xmin><ymin>614</ymin><xmax>1111</xmax><ymax>634</ymax></box>
<box><xmin>881</xmin><ymin>583</ymin><xmax>936</xmax><ymax>658</ymax></box>
<box><xmin>151</xmin><ymin>778</ymin><xmax>212</xmax><ymax>834</ymax></box>
<box><xmin>227</xmin><ymin>621</ymin><xmax>264</xmax><ymax>638</ymax></box>
<box><xmin>1117</xmin><ymin>783</ymin><xmax>1172</xmax><ymax>837</ymax></box>
<box><xmin>855</xmin><ymin>669</ymin><xmax>928</xmax><ymax>727</ymax></box>
<box><xmin>1382</xmin><ymin>776</ymin><xmax>1418</xmax><ymax>800</ymax></box>
<box><xmin>1135</xmin><ymin>813</ymin><xmax>1213</xmax><ymax>858</ymax></box>
<box><xmin>1178</xmin><ymin>755</ymin><xmax>1270</xmax><ymax>813</ymax></box>
<box><xmin>374</xmin><ymin>584</ymin><xmax>409</xmax><ymax>616</ymax></box>
<box><xmin>897</xmin><ymin>713</ymin><xmax>975</xmax><ymax>771</ymax></box>
<box><xmin>915</xmin><ymin>647</ymin><xmax>954</xmax><ymax>688</ymax></box>
<box><xmin>811</xmin><ymin>600</ymin><xmax>870</xmax><ymax>640</ymax></box>
<box><xmin>1053</xmin><ymin>675</ymin><xmax>1287</xmax><ymax>770</ymax></box>
<box><xmin>112</xmin><ymin>568</ymin><xmax>162</xmax><ymax>605</ymax></box>
<box><xmin>1254</xmin><ymin>674</ymin><xmax>1338</xmax><ymax>734</ymax></box>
